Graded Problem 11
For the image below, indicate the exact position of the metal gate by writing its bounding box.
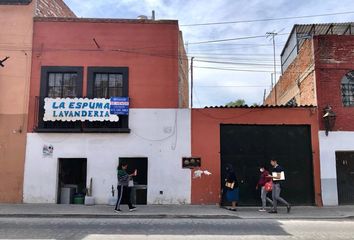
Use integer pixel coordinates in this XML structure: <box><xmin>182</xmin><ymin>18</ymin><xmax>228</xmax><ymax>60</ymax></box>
<box><xmin>220</xmin><ymin>124</ymin><xmax>314</xmax><ymax>206</ymax></box>
<box><xmin>336</xmin><ymin>152</ymin><xmax>354</xmax><ymax>205</ymax></box>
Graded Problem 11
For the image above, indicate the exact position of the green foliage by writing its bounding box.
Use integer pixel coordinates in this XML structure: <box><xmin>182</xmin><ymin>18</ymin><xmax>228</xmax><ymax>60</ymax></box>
<box><xmin>225</xmin><ymin>99</ymin><xmax>246</xmax><ymax>107</ymax></box>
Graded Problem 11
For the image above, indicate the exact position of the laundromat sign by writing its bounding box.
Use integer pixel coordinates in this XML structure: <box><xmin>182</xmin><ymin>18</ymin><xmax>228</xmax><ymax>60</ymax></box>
<box><xmin>43</xmin><ymin>97</ymin><xmax>129</xmax><ymax>122</ymax></box>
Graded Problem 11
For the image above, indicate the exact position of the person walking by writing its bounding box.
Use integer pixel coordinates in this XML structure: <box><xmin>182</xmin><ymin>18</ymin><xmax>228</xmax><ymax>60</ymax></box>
<box><xmin>256</xmin><ymin>165</ymin><xmax>273</xmax><ymax>212</ymax></box>
<box><xmin>114</xmin><ymin>161</ymin><xmax>137</xmax><ymax>212</ymax></box>
<box><xmin>224</xmin><ymin>164</ymin><xmax>239</xmax><ymax>211</ymax></box>
<box><xmin>268</xmin><ymin>159</ymin><xmax>291</xmax><ymax>214</ymax></box>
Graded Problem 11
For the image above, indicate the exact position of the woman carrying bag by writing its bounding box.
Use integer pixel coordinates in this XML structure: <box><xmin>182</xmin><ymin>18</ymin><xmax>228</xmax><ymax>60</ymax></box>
<box><xmin>114</xmin><ymin>161</ymin><xmax>137</xmax><ymax>213</ymax></box>
<box><xmin>224</xmin><ymin>164</ymin><xmax>239</xmax><ymax>211</ymax></box>
<box><xmin>256</xmin><ymin>165</ymin><xmax>273</xmax><ymax>212</ymax></box>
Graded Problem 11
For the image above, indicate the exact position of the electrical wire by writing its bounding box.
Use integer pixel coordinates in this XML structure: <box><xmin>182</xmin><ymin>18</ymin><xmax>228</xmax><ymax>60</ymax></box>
<box><xmin>187</xmin><ymin>33</ymin><xmax>289</xmax><ymax>45</ymax></box>
<box><xmin>194</xmin><ymin>66</ymin><xmax>279</xmax><ymax>73</ymax></box>
<box><xmin>181</xmin><ymin>11</ymin><xmax>354</xmax><ymax>27</ymax></box>
<box><xmin>195</xmin><ymin>59</ymin><xmax>279</xmax><ymax>67</ymax></box>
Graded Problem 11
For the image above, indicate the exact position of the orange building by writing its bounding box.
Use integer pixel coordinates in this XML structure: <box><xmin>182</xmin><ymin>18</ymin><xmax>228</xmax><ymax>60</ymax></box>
<box><xmin>0</xmin><ymin>0</ymin><xmax>75</xmax><ymax>203</ymax></box>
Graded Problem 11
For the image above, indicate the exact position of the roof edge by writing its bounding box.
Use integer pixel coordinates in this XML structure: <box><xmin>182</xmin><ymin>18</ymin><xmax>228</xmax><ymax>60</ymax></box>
<box><xmin>33</xmin><ymin>16</ymin><xmax>179</xmax><ymax>25</ymax></box>
<box><xmin>204</xmin><ymin>104</ymin><xmax>316</xmax><ymax>109</ymax></box>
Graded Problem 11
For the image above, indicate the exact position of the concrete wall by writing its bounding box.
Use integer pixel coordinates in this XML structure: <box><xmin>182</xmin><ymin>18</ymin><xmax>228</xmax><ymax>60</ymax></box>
<box><xmin>191</xmin><ymin>107</ymin><xmax>322</xmax><ymax>206</ymax></box>
<box><xmin>23</xmin><ymin>109</ymin><xmax>191</xmax><ymax>204</ymax></box>
<box><xmin>319</xmin><ymin>131</ymin><xmax>354</xmax><ymax>206</ymax></box>
<box><xmin>0</xmin><ymin>1</ymin><xmax>35</xmax><ymax>202</ymax></box>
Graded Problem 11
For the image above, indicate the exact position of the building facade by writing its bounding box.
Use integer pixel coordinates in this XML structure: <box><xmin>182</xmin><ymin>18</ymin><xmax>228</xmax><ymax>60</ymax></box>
<box><xmin>0</xmin><ymin>0</ymin><xmax>74</xmax><ymax>203</ymax></box>
<box><xmin>191</xmin><ymin>107</ymin><xmax>321</xmax><ymax>206</ymax></box>
<box><xmin>265</xmin><ymin>23</ymin><xmax>354</xmax><ymax>206</ymax></box>
<box><xmin>23</xmin><ymin>17</ymin><xmax>190</xmax><ymax>204</ymax></box>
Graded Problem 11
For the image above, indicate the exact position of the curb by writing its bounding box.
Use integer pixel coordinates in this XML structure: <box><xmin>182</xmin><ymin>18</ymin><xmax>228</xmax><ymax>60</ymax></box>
<box><xmin>0</xmin><ymin>214</ymin><xmax>240</xmax><ymax>219</ymax></box>
<box><xmin>0</xmin><ymin>214</ymin><xmax>353</xmax><ymax>220</ymax></box>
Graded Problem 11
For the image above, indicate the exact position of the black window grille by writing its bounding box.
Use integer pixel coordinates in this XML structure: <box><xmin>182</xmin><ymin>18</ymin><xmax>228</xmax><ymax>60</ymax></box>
<box><xmin>48</xmin><ymin>73</ymin><xmax>78</xmax><ymax>98</ymax></box>
<box><xmin>286</xmin><ymin>97</ymin><xmax>297</xmax><ymax>107</ymax></box>
<box><xmin>93</xmin><ymin>73</ymin><xmax>123</xmax><ymax>98</ymax></box>
<box><xmin>341</xmin><ymin>71</ymin><xmax>354</xmax><ymax>107</ymax></box>
<box><xmin>86</xmin><ymin>67</ymin><xmax>129</xmax><ymax>131</ymax></box>
<box><xmin>36</xmin><ymin>66</ymin><xmax>83</xmax><ymax>132</ymax></box>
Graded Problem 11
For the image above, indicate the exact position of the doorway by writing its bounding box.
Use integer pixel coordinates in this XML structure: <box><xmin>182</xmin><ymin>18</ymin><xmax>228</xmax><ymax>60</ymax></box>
<box><xmin>336</xmin><ymin>152</ymin><xmax>354</xmax><ymax>205</ymax></box>
<box><xmin>119</xmin><ymin>157</ymin><xmax>148</xmax><ymax>205</ymax></box>
<box><xmin>57</xmin><ymin>158</ymin><xmax>87</xmax><ymax>204</ymax></box>
<box><xmin>220</xmin><ymin>124</ymin><xmax>314</xmax><ymax>206</ymax></box>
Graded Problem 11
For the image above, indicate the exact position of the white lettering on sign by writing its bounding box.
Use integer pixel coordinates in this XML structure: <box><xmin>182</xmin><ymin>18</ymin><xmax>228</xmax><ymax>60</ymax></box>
<box><xmin>43</xmin><ymin>98</ymin><xmax>119</xmax><ymax>122</ymax></box>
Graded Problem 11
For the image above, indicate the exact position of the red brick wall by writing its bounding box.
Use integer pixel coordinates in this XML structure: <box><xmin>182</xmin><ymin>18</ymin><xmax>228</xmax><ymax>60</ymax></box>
<box><xmin>178</xmin><ymin>31</ymin><xmax>189</xmax><ymax>108</ymax></box>
<box><xmin>265</xmin><ymin>40</ymin><xmax>316</xmax><ymax>106</ymax></box>
<box><xmin>36</xmin><ymin>0</ymin><xmax>76</xmax><ymax>17</ymax></box>
<box><xmin>315</xmin><ymin>35</ymin><xmax>354</xmax><ymax>131</ymax></box>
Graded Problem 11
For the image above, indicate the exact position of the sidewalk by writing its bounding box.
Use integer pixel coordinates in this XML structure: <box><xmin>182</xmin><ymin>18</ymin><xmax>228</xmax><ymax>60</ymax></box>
<box><xmin>1</xmin><ymin>204</ymin><xmax>354</xmax><ymax>219</ymax></box>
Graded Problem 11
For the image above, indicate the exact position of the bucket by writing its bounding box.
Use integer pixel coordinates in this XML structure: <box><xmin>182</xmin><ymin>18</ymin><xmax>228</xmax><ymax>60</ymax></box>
<box><xmin>73</xmin><ymin>194</ymin><xmax>85</xmax><ymax>204</ymax></box>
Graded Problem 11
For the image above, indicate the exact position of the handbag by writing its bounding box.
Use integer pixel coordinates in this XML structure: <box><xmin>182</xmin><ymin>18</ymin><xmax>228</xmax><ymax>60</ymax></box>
<box><xmin>128</xmin><ymin>180</ymin><xmax>134</xmax><ymax>187</ymax></box>
<box><xmin>225</xmin><ymin>181</ymin><xmax>235</xmax><ymax>190</ymax></box>
<box><xmin>264</xmin><ymin>181</ymin><xmax>273</xmax><ymax>192</ymax></box>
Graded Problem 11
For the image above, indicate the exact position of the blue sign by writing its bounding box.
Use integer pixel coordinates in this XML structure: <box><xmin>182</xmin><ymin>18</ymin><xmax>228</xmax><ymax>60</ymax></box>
<box><xmin>110</xmin><ymin>97</ymin><xmax>129</xmax><ymax>115</ymax></box>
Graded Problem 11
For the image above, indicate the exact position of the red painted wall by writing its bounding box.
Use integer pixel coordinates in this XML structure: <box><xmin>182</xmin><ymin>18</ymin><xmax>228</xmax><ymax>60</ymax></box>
<box><xmin>191</xmin><ymin>107</ymin><xmax>322</xmax><ymax>206</ymax></box>
<box><xmin>314</xmin><ymin>35</ymin><xmax>354</xmax><ymax>131</ymax></box>
<box><xmin>28</xmin><ymin>18</ymin><xmax>183</xmax><ymax>132</ymax></box>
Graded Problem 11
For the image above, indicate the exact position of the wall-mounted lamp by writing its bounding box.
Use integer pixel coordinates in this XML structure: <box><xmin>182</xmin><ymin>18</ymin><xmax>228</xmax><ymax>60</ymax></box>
<box><xmin>323</xmin><ymin>105</ymin><xmax>336</xmax><ymax>136</ymax></box>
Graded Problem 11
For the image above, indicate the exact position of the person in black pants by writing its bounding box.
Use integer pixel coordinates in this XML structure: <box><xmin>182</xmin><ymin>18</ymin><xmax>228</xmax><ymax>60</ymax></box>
<box><xmin>114</xmin><ymin>161</ymin><xmax>137</xmax><ymax>212</ymax></box>
<box><xmin>268</xmin><ymin>159</ymin><xmax>291</xmax><ymax>214</ymax></box>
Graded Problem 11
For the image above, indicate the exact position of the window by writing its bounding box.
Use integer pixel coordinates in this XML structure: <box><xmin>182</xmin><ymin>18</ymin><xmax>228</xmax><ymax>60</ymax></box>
<box><xmin>86</xmin><ymin>67</ymin><xmax>129</xmax><ymax>132</ymax></box>
<box><xmin>286</xmin><ymin>97</ymin><xmax>297</xmax><ymax>107</ymax></box>
<box><xmin>40</xmin><ymin>66</ymin><xmax>83</xmax><ymax>98</ymax></box>
<box><xmin>94</xmin><ymin>73</ymin><xmax>123</xmax><ymax>98</ymax></box>
<box><xmin>48</xmin><ymin>73</ymin><xmax>78</xmax><ymax>98</ymax></box>
<box><xmin>87</xmin><ymin>67</ymin><xmax>128</xmax><ymax>98</ymax></box>
<box><xmin>36</xmin><ymin>67</ymin><xmax>83</xmax><ymax>132</ymax></box>
<box><xmin>341</xmin><ymin>71</ymin><xmax>354</xmax><ymax>107</ymax></box>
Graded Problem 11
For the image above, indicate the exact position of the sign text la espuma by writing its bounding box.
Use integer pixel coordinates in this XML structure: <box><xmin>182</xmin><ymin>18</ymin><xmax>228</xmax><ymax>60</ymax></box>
<box><xmin>44</xmin><ymin>98</ymin><xmax>120</xmax><ymax>122</ymax></box>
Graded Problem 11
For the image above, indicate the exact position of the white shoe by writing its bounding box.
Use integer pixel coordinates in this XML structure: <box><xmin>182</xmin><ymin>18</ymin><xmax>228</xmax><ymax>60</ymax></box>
<box><xmin>258</xmin><ymin>208</ymin><xmax>266</xmax><ymax>212</ymax></box>
<box><xmin>129</xmin><ymin>207</ymin><xmax>137</xmax><ymax>212</ymax></box>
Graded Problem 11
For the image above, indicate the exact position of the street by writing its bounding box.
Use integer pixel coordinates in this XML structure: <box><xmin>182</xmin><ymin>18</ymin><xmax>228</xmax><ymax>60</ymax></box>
<box><xmin>0</xmin><ymin>217</ymin><xmax>353</xmax><ymax>240</ymax></box>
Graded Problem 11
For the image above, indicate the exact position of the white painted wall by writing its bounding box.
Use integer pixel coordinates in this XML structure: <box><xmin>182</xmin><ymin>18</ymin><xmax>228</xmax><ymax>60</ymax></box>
<box><xmin>319</xmin><ymin>131</ymin><xmax>354</xmax><ymax>206</ymax></box>
<box><xmin>23</xmin><ymin>109</ymin><xmax>191</xmax><ymax>204</ymax></box>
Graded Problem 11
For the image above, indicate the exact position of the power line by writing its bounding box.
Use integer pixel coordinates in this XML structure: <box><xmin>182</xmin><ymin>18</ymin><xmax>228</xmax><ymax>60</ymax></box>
<box><xmin>187</xmin><ymin>52</ymin><xmax>275</xmax><ymax>56</ymax></box>
<box><xmin>195</xmin><ymin>85</ymin><xmax>269</xmax><ymax>88</ymax></box>
<box><xmin>195</xmin><ymin>59</ymin><xmax>278</xmax><ymax>67</ymax></box>
<box><xmin>194</xmin><ymin>56</ymin><xmax>281</xmax><ymax>62</ymax></box>
<box><xmin>194</xmin><ymin>66</ymin><xmax>278</xmax><ymax>73</ymax></box>
<box><xmin>181</xmin><ymin>11</ymin><xmax>354</xmax><ymax>27</ymax></box>
<box><xmin>187</xmin><ymin>33</ymin><xmax>289</xmax><ymax>45</ymax></box>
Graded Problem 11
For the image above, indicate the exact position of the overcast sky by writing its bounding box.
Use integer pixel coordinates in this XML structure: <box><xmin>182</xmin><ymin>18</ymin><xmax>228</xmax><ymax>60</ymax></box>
<box><xmin>64</xmin><ymin>0</ymin><xmax>354</xmax><ymax>107</ymax></box>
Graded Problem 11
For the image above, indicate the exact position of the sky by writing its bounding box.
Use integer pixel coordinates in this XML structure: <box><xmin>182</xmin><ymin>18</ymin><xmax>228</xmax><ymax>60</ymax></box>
<box><xmin>64</xmin><ymin>0</ymin><xmax>354</xmax><ymax>107</ymax></box>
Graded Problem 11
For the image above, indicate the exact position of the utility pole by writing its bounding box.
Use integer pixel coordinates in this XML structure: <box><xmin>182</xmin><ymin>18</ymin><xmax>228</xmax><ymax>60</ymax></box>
<box><xmin>263</xmin><ymin>89</ymin><xmax>266</xmax><ymax>104</ymax></box>
<box><xmin>266</xmin><ymin>32</ymin><xmax>278</xmax><ymax>105</ymax></box>
<box><xmin>190</xmin><ymin>57</ymin><xmax>194</xmax><ymax>108</ymax></box>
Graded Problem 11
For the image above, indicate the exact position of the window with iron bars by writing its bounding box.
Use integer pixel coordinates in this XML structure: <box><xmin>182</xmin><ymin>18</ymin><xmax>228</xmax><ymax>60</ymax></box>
<box><xmin>341</xmin><ymin>71</ymin><xmax>354</xmax><ymax>107</ymax></box>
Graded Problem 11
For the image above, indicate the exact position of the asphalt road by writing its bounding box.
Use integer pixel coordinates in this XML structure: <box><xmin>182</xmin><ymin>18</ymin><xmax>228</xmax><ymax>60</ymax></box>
<box><xmin>0</xmin><ymin>217</ymin><xmax>353</xmax><ymax>240</ymax></box>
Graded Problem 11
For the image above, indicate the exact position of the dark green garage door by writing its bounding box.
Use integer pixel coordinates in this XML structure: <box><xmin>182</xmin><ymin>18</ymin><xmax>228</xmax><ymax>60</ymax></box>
<box><xmin>220</xmin><ymin>124</ymin><xmax>314</xmax><ymax>206</ymax></box>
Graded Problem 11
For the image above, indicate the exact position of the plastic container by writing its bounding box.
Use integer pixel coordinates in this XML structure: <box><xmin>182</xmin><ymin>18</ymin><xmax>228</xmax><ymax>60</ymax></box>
<box><xmin>73</xmin><ymin>194</ymin><xmax>85</xmax><ymax>204</ymax></box>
